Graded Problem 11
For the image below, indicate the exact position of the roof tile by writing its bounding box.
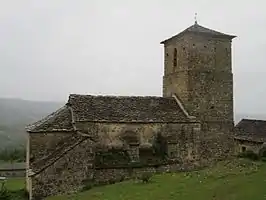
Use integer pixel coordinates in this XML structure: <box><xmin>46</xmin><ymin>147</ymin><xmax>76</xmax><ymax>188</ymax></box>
<box><xmin>68</xmin><ymin>94</ymin><xmax>189</xmax><ymax>122</ymax></box>
<box><xmin>26</xmin><ymin>94</ymin><xmax>193</xmax><ymax>133</ymax></box>
<box><xmin>161</xmin><ymin>22</ymin><xmax>236</xmax><ymax>44</ymax></box>
<box><xmin>234</xmin><ymin>119</ymin><xmax>266</xmax><ymax>142</ymax></box>
<box><xmin>26</xmin><ymin>106</ymin><xmax>73</xmax><ymax>133</ymax></box>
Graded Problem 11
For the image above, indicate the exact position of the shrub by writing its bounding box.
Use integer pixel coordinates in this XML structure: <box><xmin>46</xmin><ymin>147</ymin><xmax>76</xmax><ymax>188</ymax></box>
<box><xmin>81</xmin><ymin>183</ymin><xmax>93</xmax><ymax>192</ymax></box>
<box><xmin>0</xmin><ymin>186</ymin><xmax>10</xmax><ymax>200</ymax></box>
<box><xmin>238</xmin><ymin>150</ymin><xmax>259</xmax><ymax>161</ymax></box>
<box><xmin>81</xmin><ymin>179</ymin><xmax>94</xmax><ymax>192</ymax></box>
<box><xmin>108</xmin><ymin>179</ymin><xmax>116</xmax><ymax>184</ymax></box>
<box><xmin>9</xmin><ymin>189</ymin><xmax>29</xmax><ymax>200</ymax></box>
<box><xmin>0</xmin><ymin>148</ymin><xmax>26</xmax><ymax>162</ymax></box>
<box><xmin>138</xmin><ymin>172</ymin><xmax>153</xmax><ymax>183</ymax></box>
<box><xmin>261</xmin><ymin>157</ymin><xmax>266</xmax><ymax>162</ymax></box>
<box><xmin>152</xmin><ymin>133</ymin><xmax>168</xmax><ymax>159</ymax></box>
<box><xmin>259</xmin><ymin>148</ymin><xmax>266</xmax><ymax>160</ymax></box>
<box><xmin>119</xmin><ymin>175</ymin><xmax>126</xmax><ymax>182</ymax></box>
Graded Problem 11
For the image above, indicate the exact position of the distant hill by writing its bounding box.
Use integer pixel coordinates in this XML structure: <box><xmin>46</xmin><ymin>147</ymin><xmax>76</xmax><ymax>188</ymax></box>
<box><xmin>0</xmin><ymin>97</ymin><xmax>265</xmax><ymax>150</ymax></box>
<box><xmin>0</xmin><ymin>98</ymin><xmax>64</xmax><ymax>149</ymax></box>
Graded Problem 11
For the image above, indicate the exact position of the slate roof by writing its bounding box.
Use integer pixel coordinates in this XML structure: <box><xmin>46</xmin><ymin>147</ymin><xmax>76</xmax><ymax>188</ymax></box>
<box><xmin>160</xmin><ymin>22</ymin><xmax>236</xmax><ymax>44</ymax></box>
<box><xmin>234</xmin><ymin>119</ymin><xmax>266</xmax><ymax>142</ymax></box>
<box><xmin>26</xmin><ymin>94</ymin><xmax>193</xmax><ymax>133</ymax></box>
<box><xmin>26</xmin><ymin>105</ymin><xmax>73</xmax><ymax>133</ymax></box>
<box><xmin>68</xmin><ymin>94</ymin><xmax>189</xmax><ymax>122</ymax></box>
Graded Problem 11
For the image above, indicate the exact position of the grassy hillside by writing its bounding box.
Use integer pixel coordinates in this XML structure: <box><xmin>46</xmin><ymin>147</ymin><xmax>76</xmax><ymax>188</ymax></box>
<box><xmin>46</xmin><ymin>159</ymin><xmax>266</xmax><ymax>200</ymax></box>
<box><xmin>0</xmin><ymin>98</ymin><xmax>63</xmax><ymax>149</ymax></box>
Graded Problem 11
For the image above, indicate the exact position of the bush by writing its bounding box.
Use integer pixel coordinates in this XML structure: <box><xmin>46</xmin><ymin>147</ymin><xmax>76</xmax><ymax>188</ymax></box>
<box><xmin>238</xmin><ymin>150</ymin><xmax>259</xmax><ymax>161</ymax></box>
<box><xmin>81</xmin><ymin>183</ymin><xmax>93</xmax><ymax>192</ymax></box>
<box><xmin>9</xmin><ymin>189</ymin><xmax>29</xmax><ymax>200</ymax></box>
<box><xmin>0</xmin><ymin>148</ymin><xmax>26</xmax><ymax>162</ymax></box>
<box><xmin>81</xmin><ymin>179</ymin><xmax>94</xmax><ymax>192</ymax></box>
<box><xmin>0</xmin><ymin>186</ymin><xmax>10</xmax><ymax>200</ymax></box>
<box><xmin>261</xmin><ymin>157</ymin><xmax>266</xmax><ymax>162</ymax></box>
<box><xmin>108</xmin><ymin>179</ymin><xmax>116</xmax><ymax>184</ymax></box>
<box><xmin>119</xmin><ymin>175</ymin><xmax>126</xmax><ymax>182</ymax></box>
<box><xmin>138</xmin><ymin>172</ymin><xmax>153</xmax><ymax>183</ymax></box>
<box><xmin>259</xmin><ymin>148</ymin><xmax>266</xmax><ymax>159</ymax></box>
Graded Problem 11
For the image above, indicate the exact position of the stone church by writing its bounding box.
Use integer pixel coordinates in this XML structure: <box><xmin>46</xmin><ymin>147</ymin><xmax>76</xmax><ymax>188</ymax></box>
<box><xmin>26</xmin><ymin>21</ymin><xmax>236</xmax><ymax>199</ymax></box>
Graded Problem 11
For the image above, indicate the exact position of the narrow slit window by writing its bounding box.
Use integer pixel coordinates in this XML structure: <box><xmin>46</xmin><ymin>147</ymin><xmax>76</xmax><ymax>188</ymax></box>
<box><xmin>173</xmin><ymin>48</ymin><xmax>177</xmax><ymax>67</ymax></box>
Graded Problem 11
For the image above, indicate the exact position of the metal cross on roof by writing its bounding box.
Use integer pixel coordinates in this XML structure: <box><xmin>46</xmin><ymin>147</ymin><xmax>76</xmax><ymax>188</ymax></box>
<box><xmin>194</xmin><ymin>13</ymin><xmax>198</xmax><ymax>24</ymax></box>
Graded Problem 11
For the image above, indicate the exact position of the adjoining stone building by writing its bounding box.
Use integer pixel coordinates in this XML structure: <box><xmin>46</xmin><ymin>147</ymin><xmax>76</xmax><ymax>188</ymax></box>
<box><xmin>26</xmin><ymin>21</ymin><xmax>236</xmax><ymax>199</ymax></box>
<box><xmin>234</xmin><ymin>119</ymin><xmax>266</xmax><ymax>155</ymax></box>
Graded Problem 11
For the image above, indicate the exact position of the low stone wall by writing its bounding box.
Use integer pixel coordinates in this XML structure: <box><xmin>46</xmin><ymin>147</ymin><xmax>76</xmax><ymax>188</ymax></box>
<box><xmin>94</xmin><ymin>168</ymin><xmax>129</xmax><ymax>184</ymax></box>
<box><xmin>30</xmin><ymin>158</ymin><xmax>206</xmax><ymax>200</ymax></box>
<box><xmin>0</xmin><ymin>168</ymin><xmax>26</xmax><ymax>177</ymax></box>
<box><xmin>93</xmin><ymin>161</ymin><xmax>199</xmax><ymax>187</ymax></box>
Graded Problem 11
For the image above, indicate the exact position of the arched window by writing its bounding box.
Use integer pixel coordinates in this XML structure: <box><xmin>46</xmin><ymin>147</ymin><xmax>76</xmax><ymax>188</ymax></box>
<box><xmin>173</xmin><ymin>48</ymin><xmax>177</xmax><ymax>67</ymax></box>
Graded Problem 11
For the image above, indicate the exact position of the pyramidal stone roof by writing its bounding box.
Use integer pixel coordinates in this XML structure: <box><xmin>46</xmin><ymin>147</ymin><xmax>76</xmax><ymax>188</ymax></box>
<box><xmin>161</xmin><ymin>22</ymin><xmax>236</xmax><ymax>44</ymax></box>
<box><xmin>26</xmin><ymin>94</ymin><xmax>195</xmax><ymax>133</ymax></box>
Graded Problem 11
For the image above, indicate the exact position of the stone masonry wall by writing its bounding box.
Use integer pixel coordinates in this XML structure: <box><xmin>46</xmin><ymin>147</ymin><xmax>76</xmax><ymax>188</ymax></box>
<box><xmin>234</xmin><ymin>139</ymin><xmax>263</xmax><ymax>155</ymax></box>
<box><xmin>163</xmin><ymin>34</ymin><xmax>233</xmax><ymax>122</ymax></box>
<box><xmin>30</xmin><ymin>138</ymin><xmax>94</xmax><ymax>199</ymax></box>
<box><xmin>162</xmin><ymin>33</ymin><xmax>234</xmax><ymax>162</ymax></box>
<box><xmin>29</xmin><ymin>132</ymin><xmax>73</xmax><ymax>163</ymax></box>
<box><xmin>75</xmin><ymin>122</ymin><xmax>201</xmax><ymax>164</ymax></box>
<box><xmin>76</xmin><ymin>122</ymin><xmax>199</xmax><ymax>151</ymax></box>
<box><xmin>31</xmin><ymin>159</ymin><xmax>200</xmax><ymax>200</ymax></box>
<box><xmin>29</xmin><ymin>121</ymin><xmax>202</xmax><ymax>199</ymax></box>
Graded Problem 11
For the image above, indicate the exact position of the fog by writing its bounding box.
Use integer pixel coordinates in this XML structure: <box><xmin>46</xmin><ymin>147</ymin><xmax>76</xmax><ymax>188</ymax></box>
<box><xmin>0</xmin><ymin>0</ymin><xmax>266</xmax><ymax>115</ymax></box>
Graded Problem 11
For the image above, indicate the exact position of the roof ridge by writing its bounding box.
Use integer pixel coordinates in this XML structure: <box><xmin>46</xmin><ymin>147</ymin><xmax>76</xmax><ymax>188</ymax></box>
<box><xmin>68</xmin><ymin>94</ymin><xmax>173</xmax><ymax>100</ymax></box>
<box><xmin>186</xmin><ymin>23</ymin><xmax>228</xmax><ymax>35</ymax></box>
<box><xmin>69</xmin><ymin>94</ymin><xmax>166</xmax><ymax>98</ymax></box>
<box><xmin>241</xmin><ymin>118</ymin><xmax>266</xmax><ymax>122</ymax></box>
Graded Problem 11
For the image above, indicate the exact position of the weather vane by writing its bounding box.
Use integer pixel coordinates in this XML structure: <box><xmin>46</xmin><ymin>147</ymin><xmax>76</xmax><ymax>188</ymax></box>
<box><xmin>194</xmin><ymin>12</ymin><xmax>198</xmax><ymax>24</ymax></box>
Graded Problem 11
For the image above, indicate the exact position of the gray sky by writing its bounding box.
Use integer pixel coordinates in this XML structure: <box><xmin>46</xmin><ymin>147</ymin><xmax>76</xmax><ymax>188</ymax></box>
<box><xmin>0</xmin><ymin>0</ymin><xmax>266</xmax><ymax>115</ymax></box>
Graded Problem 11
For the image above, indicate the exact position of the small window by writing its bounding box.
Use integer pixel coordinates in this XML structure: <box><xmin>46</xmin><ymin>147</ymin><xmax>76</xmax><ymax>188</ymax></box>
<box><xmin>173</xmin><ymin>48</ymin><xmax>177</xmax><ymax>67</ymax></box>
<box><xmin>242</xmin><ymin>146</ymin><xmax>246</xmax><ymax>152</ymax></box>
<box><xmin>29</xmin><ymin>156</ymin><xmax>35</xmax><ymax>162</ymax></box>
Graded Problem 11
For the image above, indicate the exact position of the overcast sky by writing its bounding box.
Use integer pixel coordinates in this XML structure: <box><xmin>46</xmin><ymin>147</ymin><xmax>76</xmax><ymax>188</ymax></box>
<box><xmin>0</xmin><ymin>0</ymin><xmax>266</xmax><ymax>114</ymax></box>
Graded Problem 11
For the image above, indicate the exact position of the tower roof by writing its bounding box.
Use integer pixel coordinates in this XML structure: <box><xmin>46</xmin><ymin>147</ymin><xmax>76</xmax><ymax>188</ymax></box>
<box><xmin>160</xmin><ymin>22</ymin><xmax>236</xmax><ymax>44</ymax></box>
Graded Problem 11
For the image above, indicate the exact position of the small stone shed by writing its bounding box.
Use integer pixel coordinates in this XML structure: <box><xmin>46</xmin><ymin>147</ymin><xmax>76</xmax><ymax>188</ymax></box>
<box><xmin>234</xmin><ymin>119</ymin><xmax>266</xmax><ymax>155</ymax></box>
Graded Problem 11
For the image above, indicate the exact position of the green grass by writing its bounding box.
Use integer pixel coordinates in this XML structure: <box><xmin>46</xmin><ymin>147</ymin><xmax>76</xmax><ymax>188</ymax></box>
<box><xmin>4</xmin><ymin>178</ymin><xmax>25</xmax><ymax>191</ymax></box>
<box><xmin>0</xmin><ymin>178</ymin><xmax>27</xmax><ymax>200</ymax></box>
<box><xmin>47</xmin><ymin>159</ymin><xmax>266</xmax><ymax>200</ymax></box>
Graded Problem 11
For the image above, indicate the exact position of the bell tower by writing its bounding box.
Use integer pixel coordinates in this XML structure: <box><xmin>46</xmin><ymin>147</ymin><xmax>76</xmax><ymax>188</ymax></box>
<box><xmin>161</xmin><ymin>20</ymin><xmax>236</xmax><ymax>159</ymax></box>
